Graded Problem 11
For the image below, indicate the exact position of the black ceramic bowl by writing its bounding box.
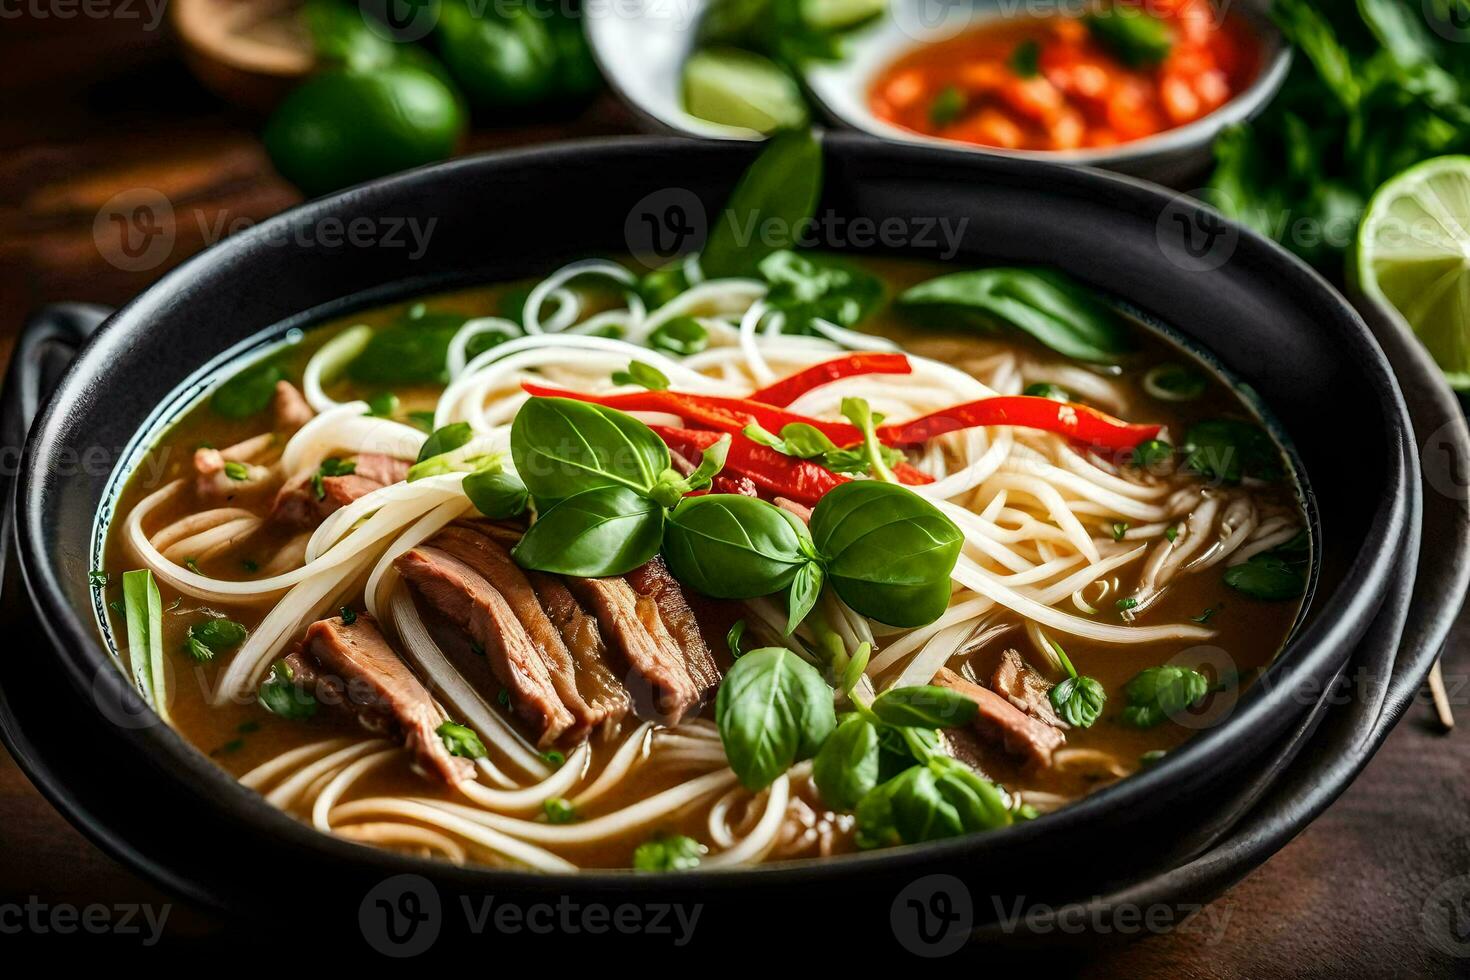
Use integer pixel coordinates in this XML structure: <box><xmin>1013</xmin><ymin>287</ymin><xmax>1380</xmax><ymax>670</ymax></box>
<box><xmin>4</xmin><ymin>136</ymin><xmax>1416</xmax><ymax>949</ymax></box>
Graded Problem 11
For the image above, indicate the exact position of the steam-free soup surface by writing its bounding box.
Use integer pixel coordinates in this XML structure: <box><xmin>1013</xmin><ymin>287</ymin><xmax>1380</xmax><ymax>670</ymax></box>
<box><xmin>100</xmin><ymin>255</ymin><xmax>1305</xmax><ymax>869</ymax></box>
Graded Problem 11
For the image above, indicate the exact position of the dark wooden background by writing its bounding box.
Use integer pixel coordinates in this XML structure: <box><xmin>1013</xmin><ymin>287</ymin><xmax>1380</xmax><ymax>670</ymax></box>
<box><xmin>3</xmin><ymin>11</ymin><xmax>1469</xmax><ymax>971</ymax></box>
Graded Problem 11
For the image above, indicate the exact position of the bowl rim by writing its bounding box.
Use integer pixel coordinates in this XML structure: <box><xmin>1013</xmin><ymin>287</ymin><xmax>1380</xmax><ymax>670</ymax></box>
<box><xmin>14</xmin><ymin>134</ymin><xmax>1414</xmax><ymax>891</ymax></box>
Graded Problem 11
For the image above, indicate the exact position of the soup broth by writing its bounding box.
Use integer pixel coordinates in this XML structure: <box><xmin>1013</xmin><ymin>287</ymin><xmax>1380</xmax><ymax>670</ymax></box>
<box><xmin>99</xmin><ymin>254</ymin><xmax>1306</xmax><ymax>871</ymax></box>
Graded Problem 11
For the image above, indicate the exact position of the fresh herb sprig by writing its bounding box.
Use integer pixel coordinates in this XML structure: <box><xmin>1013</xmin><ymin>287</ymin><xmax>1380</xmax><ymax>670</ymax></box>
<box><xmin>1044</xmin><ymin>636</ymin><xmax>1106</xmax><ymax>729</ymax></box>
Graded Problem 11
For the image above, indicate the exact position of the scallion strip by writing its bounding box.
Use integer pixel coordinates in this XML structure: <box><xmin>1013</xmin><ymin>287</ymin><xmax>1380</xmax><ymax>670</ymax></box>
<box><xmin>122</xmin><ymin>568</ymin><xmax>169</xmax><ymax>723</ymax></box>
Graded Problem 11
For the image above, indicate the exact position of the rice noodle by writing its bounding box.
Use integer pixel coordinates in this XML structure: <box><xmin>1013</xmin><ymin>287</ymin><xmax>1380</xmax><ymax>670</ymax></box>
<box><xmin>302</xmin><ymin>324</ymin><xmax>373</xmax><ymax>412</ymax></box>
<box><xmin>110</xmin><ymin>250</ymin><xmax>1301</xmax><ymax>874</ymax></box>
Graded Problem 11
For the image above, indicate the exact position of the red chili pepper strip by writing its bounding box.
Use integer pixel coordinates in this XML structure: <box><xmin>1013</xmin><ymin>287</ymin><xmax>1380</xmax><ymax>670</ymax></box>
<box><xmin>652</xmin><ymin>426</ymin><xmax>847</xmax><ymax>506</ymax></box>
<box><xmin>747</xmin><ymin>353</ymin><xmax>913</xmax><ymax>407</ymax></box>
<box><xmin>877</xmin><ymin>396</ymin><xmax>1162</xmax><ymax>452</ymax></box>
<box><xmin>521</xmin><ymin>382</ymin><xmax>865</xmax><ymax>445</ymax></box>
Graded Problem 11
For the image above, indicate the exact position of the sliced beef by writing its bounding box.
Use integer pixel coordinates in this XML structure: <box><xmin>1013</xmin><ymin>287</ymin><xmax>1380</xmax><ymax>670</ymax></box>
<box><xmin>992</xmin><ymin>648</ymin><xmax>1068</xmax><ymax>730</ymax></box>
<box><xmin>395</xmin><ymin>545</ymin><xmax>575</xmax><ymax>745</ymax></box>
<box><xmin>192</xmin><ymin>447</ymin><xmax>274</xmax><ymax>502</ymax></box>
<box><xmin>428</xmin><ymin>525</ymin><xmax>603</xmax><ymax>741</ymax></box>
<box><xmin>284</xmin><ymin>614</ymin><xmax>472</xmax><ymax>785</ymax></box>
<box><xmin>526</xmin><ymin>570</ymin><xmax>632</xmax><ymax>734</ymax></box>
<box><xmin>273</xmin><ymin>381</ymin><xmax>314</xmax><ymax>432</ymax></box>
<box><xmin>624</xmin><ymin>556</ymin><xmax>722</xmax><ymax>700</ymax></box>
<box><xmin>940</xmin><ymin>727</ymin><xmax>995</xmax><ymax>779</ymax></box>
<box><xmin>565</xmin><ymin>575</ymin><xmax>702</xmax><ymax>725</ymax></box>
<box><xmin>933</xmin><ymin>667</ymin><xmax>1064</xmax><ymax>768</ymax></box>
<box><xmin>456</xmin><ymin>519</ymin><xmax>721</xmax><ymax>722</ymax></box>
<box><xmin>272</xmin><ymin>453</ymin><xmax>410</xmax><ymax>528</ymax></box>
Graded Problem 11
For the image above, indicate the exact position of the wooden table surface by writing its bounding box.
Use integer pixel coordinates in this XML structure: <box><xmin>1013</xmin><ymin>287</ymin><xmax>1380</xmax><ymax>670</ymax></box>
<box><xmin>4</xmin><ymin>14</ymin><xmax>1468</xmax><ymax>971</ymax></box>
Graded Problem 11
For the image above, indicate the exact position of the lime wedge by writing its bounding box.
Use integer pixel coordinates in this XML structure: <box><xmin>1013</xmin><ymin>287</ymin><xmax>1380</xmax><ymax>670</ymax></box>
<box><xmin>1355</xmin><ymin>155</ymin><xmax>1470</xmax><ymax>389</ymax></box>
<box><xmin>683</xmin><ymin>47</ymin><xmax>809</xmax><ymax>135</ymax></box>
<box><xmin>801</xmin><ymin>0</ymin><xmax>886</xmax><ymax>32</ymax></box>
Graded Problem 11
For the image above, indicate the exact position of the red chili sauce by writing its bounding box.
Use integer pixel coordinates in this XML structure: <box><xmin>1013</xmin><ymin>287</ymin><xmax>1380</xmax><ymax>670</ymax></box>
<box><xmin>870</xmin><ymin>1</ymin><xmax>1260</xmax><ymax>151</ymax></box>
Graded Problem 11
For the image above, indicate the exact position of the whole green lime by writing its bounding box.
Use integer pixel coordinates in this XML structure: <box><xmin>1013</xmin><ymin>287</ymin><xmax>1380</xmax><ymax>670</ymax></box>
<box><xmin>263</xmin><ymin>65</ymin><xmax>465</xmax><ymax>196</ymax></box>
<box><xmin>436</xmin><ymin>3</ymin><xmax>558</xmax><ymax>108</ymax></box>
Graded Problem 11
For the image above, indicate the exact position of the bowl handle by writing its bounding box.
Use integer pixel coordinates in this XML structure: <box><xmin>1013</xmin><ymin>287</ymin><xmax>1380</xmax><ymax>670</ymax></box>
<box><xmin>0</xmin><ymin>304</ymin><xmax>113</xmax><ymax>596</ymax></box>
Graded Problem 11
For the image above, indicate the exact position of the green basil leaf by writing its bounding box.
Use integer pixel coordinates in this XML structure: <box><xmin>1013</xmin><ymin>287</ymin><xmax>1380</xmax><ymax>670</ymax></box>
<box><xmin>1049</xmin><ymin>675</ymin><xmax>1106</xmax><ymax>728</ymax></box>
<box><xmin>785</xmin><ymin>559</ymin><xmax>824</xmax><ymax>633</ymax></box>
<box><xmin>876</xmin><ymin>722</ymin><xmax>938</xmax><ymax>780</ymax></box>
<box><xmin>812</xmin><ymin>713</ymin><xmax>880</xmax><ymax>811</ymax></box>
<box><xmin>511</xmin><ymin>396</ymin><xmax>671</xmax><ymax>501</ymax></box>
<box><xmin>511</xmin><ymin>486</ymin><xmax>665</xmax><ymax>577</ymax></box>
<box><xmin>211</xmin><ymin>360</ymin><xmax>287</xmax><ymax>420</ymax></box>
<box><xmin>701</xmin><ymin>129</ymin><xmax>822</xmax><ymax>279</ymax></box>
<box><xmin>662</xmin><ymin>494</ymin><xmax>814</xmax><ymax>598</ymax></box>
<box><xmin>1120</xmin><ymin>665</ymin><xmax>1210</xmax><ymax>729</ymax></box>
<box><xmin>808</xmin><ymin>481</ymin><xmax>963</xmax><ymax>627</ymax></box>
<box><xmin>463</xmin><ymin>466</ymin><xmax>530</xmax><ymax>519</ymax></box>
<box><xmin>1182</xmin><ymin>419</ymin><xmax>1282</xmax><ymax>483</ymax></box>
<box><xmin>1224</xmin><ymin>554</ymin><xmax>1306</xmax><ymax>600</ymax></box>
<box><xmin>416</xmin><ymin>422</ymin><xmax>474</xmax><ymax>465</ymax></box>
<box><xmin>855</xmin><ymin>756</ymin><xmax>1015</xmax><ymax>849</ymax></box>
<box><xmin>871</xmin><ymin>685</ymin><xmax>979</xmax><ymax>729</ymax></box>
<box><xmin>716</xmin><ymin>646</ymin><xmax>836</xmax><ymax>790</ymax></box>
<box><xmin>899</xmin><ymin>267</ymin><xmax>1132</xmax><ymax>364</ymax></box>
<box><xmin>348</xmin><ymin>309</ymin><xmax>466</xmax><ymax>385</ymax></box>
<box><xmin>632</xmin><ymin>834</ymin><xmax>705</xmax><ymax>872</ymax></box>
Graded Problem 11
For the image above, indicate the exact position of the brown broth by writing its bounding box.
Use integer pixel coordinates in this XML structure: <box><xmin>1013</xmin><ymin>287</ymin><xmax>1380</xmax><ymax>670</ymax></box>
<box><xmin>98</xmin><ymin>257</ymin><xmax>1306</xmax><ymax>868</ymax></box>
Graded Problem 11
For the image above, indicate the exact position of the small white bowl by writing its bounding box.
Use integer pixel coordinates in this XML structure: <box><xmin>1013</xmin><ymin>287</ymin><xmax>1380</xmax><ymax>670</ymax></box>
<box><xmin>805</xmin><ymin>0</ymin><xmax>1290</xmax><ymax>183</ymax></box>
<box><xmin>586</xmin><ymin>0</ymin><xmax>1291</xmax><ymax>183</ymax></box>
<box><xmin>585</xmin><ymin>0</ymin><xmax>765</xmax><ymax>140</ymax></box>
